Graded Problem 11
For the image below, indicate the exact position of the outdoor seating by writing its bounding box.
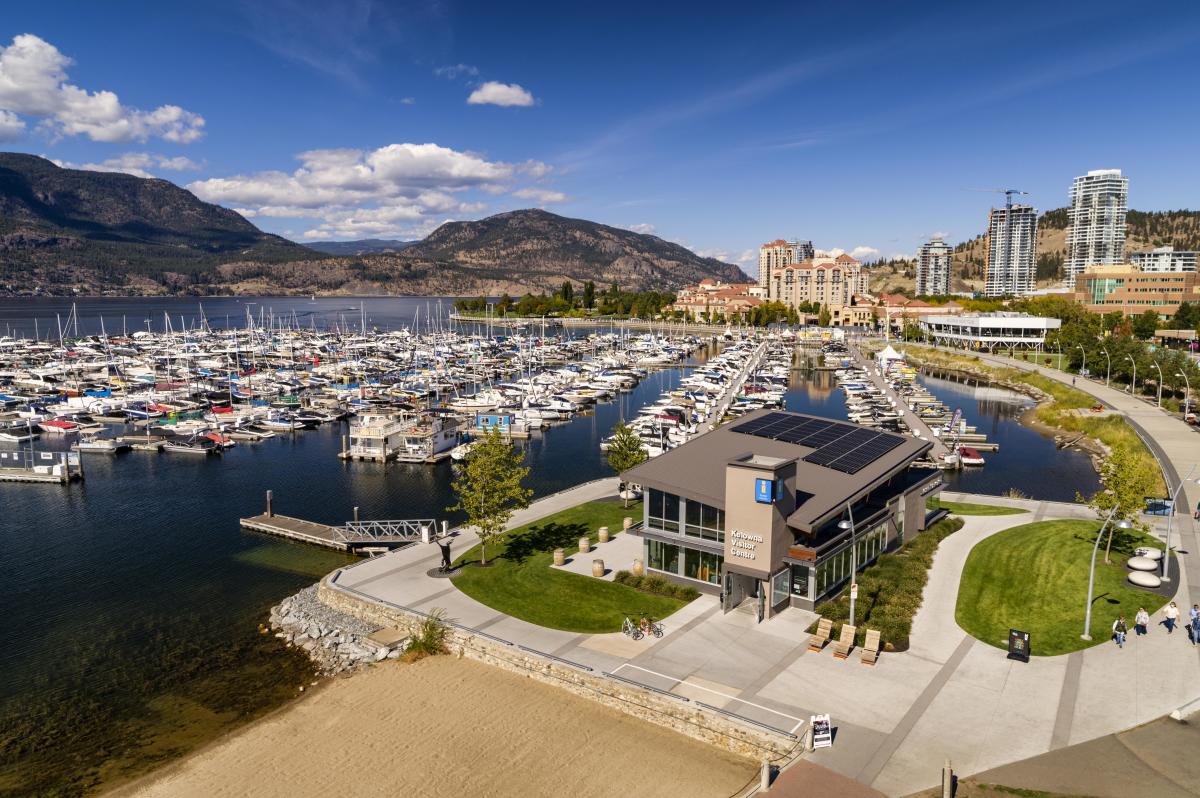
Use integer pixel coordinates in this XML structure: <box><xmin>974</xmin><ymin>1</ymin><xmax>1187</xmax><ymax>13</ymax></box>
<box><xmin>861</xmin><ymin>629</ymin><xmax>881</xmax><ymax>666</ymax></box>
<box><xmin>808</xmin><ymin>618</ymin><xmax>833</xmax><ymax>652</ymax></box>
<box><xmin>832</xmin><ymin>624</ymin><xmax>856</xmax><ymax>659</ymax></box>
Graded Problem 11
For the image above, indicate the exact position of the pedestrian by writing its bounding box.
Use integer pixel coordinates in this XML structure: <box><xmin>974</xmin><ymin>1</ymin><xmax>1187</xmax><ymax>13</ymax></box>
<box><xmin>1135</xmin><ymin>607</ymin><xmax>1150</xmax><ymax>636</ymax></box>
<box><xmin>438</xmin><ymin>537</ymin><xmax>452</xmax><ymax>573</ymax></box>
<box><xmin>1113</xmin><ymin>616</ymin><xmax>1128</xmax><ymax>648</ymax></box>
<box><xmin>1190</xmin><ymin>605</ymin><xmax>1200</xmax><ymax>645</ymax></box>
<box><xmin>1194</xmin><ymin>499</ymin><xmax>1200</xmax><ymax>521</ymax></box>
<box><xmin>1164</xmin><ymin>601</ymin><xmax>1180</xmax><ymax>634</ymax></box>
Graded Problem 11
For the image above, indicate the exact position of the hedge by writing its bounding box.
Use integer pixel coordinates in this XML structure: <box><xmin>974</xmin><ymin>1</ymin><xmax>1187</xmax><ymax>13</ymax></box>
<box><xmin>613</xmin><ymin>571</ymin><xmax>702</xmax><ymax>601</ymax></box>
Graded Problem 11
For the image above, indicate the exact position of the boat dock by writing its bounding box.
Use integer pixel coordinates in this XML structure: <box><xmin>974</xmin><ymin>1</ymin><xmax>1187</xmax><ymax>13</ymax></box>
<box><xmin>852</xmin><ymin>348</ymin><xmax>951</xmax><ymax>459</ymax></box>
<box><xmin>240</xmin><ymin>491</ymin><xmax>437</xmax><ymax>553</ymax></box>
<box><xmin>240</xmin><ymin>513</ymin><xmax>349</xmax><ymax>550</ymax></box>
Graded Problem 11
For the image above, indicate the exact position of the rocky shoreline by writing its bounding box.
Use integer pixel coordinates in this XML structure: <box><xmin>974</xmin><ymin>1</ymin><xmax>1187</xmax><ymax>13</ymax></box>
<box><xmin>268</xmin><ymin>585</ymin><xmax>407</xmax><ymax>676</ymax></box>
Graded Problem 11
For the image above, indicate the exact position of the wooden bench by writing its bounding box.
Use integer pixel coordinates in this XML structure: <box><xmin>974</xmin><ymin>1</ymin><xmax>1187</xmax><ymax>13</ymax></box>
<box><xmin>808</xmin><ymin>617</ymin><xmax>833</xmax><ymax>652</ymax></box>
<box><xmin>861</xmin><ymin>629</ymin><xmax>881</xmax><ymax>666</ymax></box>
<box><xmin>832</xmin><ymin>624</ymin><xmax>857</xmax><ymax>660</ymax></box>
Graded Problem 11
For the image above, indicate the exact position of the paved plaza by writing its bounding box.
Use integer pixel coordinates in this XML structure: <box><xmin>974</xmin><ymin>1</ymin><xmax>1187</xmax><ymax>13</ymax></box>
<box><xmin>329</xmin><ymin>354</ymin><xmax>1200</xmax><ymax>797</ymax></box>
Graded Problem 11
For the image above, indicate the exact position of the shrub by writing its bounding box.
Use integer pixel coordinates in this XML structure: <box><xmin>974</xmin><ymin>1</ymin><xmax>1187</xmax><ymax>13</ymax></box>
<box><xmin>404</xmin><ymin>608</ymin><xmax>450</xmax><ymax>660</ymax></box>
<box><xmin>810</xmin><ymin>517</ymin><xmax>965</xmax><ymax>651</ymax></box>
<box><xmin>613</xmin><ymin>570</ymin><xmax>700</xmax><ymax>601</ymax></box>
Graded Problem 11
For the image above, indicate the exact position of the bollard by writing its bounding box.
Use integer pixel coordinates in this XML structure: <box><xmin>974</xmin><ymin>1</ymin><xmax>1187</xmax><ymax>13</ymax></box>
<box><xmin>598</xmin><ymin>526</ymin><xmax>609</xmax><ymax>544</ymax></box>
<box><xmin>592</xmin><ymin>559</ymin><xmax>605</xmax><ymax>577</ymax></box>
<box><xmin>578</xmin><ymin>537</ymin><xmax>590</xmax><ymax>554</ymax></box>
<box><xmin>632</xmin><ymin>558</ymin><xmax>645</xmax><ymax>577</ymax></box>
<box><xmin>353</xmin><ymin>506</ymin><xmax>359</xmax><ymax>523</ymax></box>
<box><xmin>760</xmin><ymin>761</ymin><xmax>771</xmax><ymax>792</ymax></box>
<box><xmin>623</xmin><ymin>516</ymin><xmax>633</xmax><ymax>531</ymax></box>
<box><xmin>553</xmin><ymin>548</ymin><xmax>565</xmax><ymax>566</ymax></box>
<box><xmin>266</xmin><ymin>489</ymin><xmax>273</xmax><ymax>518</ymax></box>
<box><xmin>942</xmin><ymin>758</ymin><xmax>953</xmax><ymax>798</ymax></box>
<box><xmin>342</xmin><ymin>434</ymin><xmax>348</xmax><ymax>455</ymax></box>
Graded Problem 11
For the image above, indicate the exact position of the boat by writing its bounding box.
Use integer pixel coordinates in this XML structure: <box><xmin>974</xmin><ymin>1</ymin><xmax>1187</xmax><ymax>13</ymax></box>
<box><xmin>73</xmin><ymin>436</ymin><xmax>130</xmax><ymax>454</ymax></box>
<box><xmin>163</xmin><ymin>438</ymin><xmax>221</xmax><ymax>455</ymax></box>
<box><xmin>958</xmin><ymin>446</ymin><xmax>985</xmax><ymax>467</ymax></box>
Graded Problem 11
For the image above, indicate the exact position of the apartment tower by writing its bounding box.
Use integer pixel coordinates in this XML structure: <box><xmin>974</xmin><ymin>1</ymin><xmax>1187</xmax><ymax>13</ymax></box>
<box><xmin>1065</xmin><ymin>169</ymin><xmax>1128</xmax><ymax>289</ymax></box>
<box><xmin>916</xmin><ymin>236</ymin><xmax>952</xmax><ymax>296</ymax></box>
<box><xmin>758</xmin><ymin>239</ymin><xmax>815</xmax><ymax>289</ymax></box>
<box><xmin>984</xmin><ymin>204</ymin><xmax>1038</xmax><ymax>297</ymax></box>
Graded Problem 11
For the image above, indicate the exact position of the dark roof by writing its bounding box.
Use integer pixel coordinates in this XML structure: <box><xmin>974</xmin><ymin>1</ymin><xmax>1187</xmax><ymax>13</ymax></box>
<box><xmin>623</xmin><ymin>409</ymin><xmax>931</xmax><ymax>532</ymax></box>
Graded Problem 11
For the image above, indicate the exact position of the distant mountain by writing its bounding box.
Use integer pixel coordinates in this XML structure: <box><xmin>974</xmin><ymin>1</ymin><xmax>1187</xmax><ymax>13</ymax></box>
<box><xmin>305</xmin><ymin>238</ymin><xmax>419</xmax><ymax>256</ymax></box>
<box><xmin>398</xmin><ymin>208</ymin><xmax>750</xmax><ymax>290</ymax></box>
<box><xmin>0</xmin><ymin>153</ymin><xmax>319</xmax><ymax>292</ymax></box>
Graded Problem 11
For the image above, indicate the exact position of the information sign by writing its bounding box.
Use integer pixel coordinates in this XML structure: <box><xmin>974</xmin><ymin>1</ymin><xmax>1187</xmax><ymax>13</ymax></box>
<box><xmin>810</xmin><ymin>714</ymin><xmax>833</xmax><ymax>749</ymax></box>
<box><xmin>1007</xmin><ymin>629</ymin><xmax>1030</xmax><ymax>662</ymax></box>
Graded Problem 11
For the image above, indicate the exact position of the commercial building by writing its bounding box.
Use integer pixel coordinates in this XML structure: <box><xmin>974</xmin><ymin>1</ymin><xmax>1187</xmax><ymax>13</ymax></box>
<box><xmin>919</xmin><ymin>312</ymin><xmax>1061</xmax><ymax>351</ymax></box>
<box><xmin>758</xmin><ymin>239</ymin><xmax>815</xmax><ymax>290</ymax></box>
<box><xmin>984</xmin><ymin>204</ymin><xmax>1038</xmax><ymax>298</ymax></box>
<box><xmin>916</xmin><ymin>236</ymin><xmax>952</xmax><ymax>296</ymax></box>
<box><xmin>768</xmin><ymin>254</ymin><xmax>869</xmax><ymax>315</ymax></box>
<box><xmin>1129</xmin><ymin>246</ymin><xmax>1197</xmax><ymax>273</ymax></box>
<box><xmin>667</xmin><ymin>279</ymin><xmax>763</xmax><ymax>321</ymax></box>
<box><xmin>1073</xmin><ymin>263</ymin><xmax>1200</xmax><ymax>319</ymax></box>
<box><xmin>622</xmin><ymin>410</ymin><xmax>942</xmax><ymax>617</ymax></box>
<box><xmin>1065</xmin><ymin>169</ymin><xmax>1128</xmax><ymax>289</ymax></box>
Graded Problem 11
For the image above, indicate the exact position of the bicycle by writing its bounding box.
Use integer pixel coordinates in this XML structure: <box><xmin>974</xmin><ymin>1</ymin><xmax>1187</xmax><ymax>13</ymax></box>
<box><xmin>638</xmin><ymin>612</ymin><xmax>664</xmax><ymax>638</ymax></box>
<box><xmin>622</xmin><ymin>617</ymin><xmax>644</xmax><ymax>640</ymax></box>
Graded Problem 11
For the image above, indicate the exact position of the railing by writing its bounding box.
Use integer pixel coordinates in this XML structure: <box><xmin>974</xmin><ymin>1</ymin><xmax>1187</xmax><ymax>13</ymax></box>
<box><xmin>336</xmin><ymin>519</ymin><xmax>435</xmax><ymax>542</ymax></box>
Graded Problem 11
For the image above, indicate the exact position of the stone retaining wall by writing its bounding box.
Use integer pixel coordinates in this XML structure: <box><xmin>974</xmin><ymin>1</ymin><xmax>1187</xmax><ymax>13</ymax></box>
<box><xmin>317</xmin><ymin>576</ymin><xmax>798</xmax><ymax>762</ymax></box>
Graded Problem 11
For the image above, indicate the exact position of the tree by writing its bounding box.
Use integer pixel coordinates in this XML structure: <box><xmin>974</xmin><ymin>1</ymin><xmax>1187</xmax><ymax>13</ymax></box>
<box><xmin>448</xmin><ymin>428</ymin><xmax>532</xmax><ymax>565</ymax></box>
<box><xmin>582</xmin><ymin>280</ymin><xmax>596</xmax><ymax>310</ymax></box>
<box><xmin>1132</xmin><ymin>309</ymin><xmax>1160</xmax><ymax>340</ymax></box>
<box><xmin>606</xmin><ymin>421</ymin><xmax>648</xmax><ymax>508</ymax></box>
<box><xmin>1079</xmin><ymin>443</ymin><xmax>1155</xmax><ymax>563</ymax></box>
<box><xmin>560</xmin><ymin>281</ymin><xmax>574</xmax><ymax>305</ymax></box>
<box><xmin>817</xmin><ymin>303</ymin><xmax>832</xmax><ymax>328</ymax></box>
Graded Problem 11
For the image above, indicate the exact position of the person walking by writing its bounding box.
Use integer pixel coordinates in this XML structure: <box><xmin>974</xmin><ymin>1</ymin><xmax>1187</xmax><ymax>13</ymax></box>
<box><xmin>1190</xmin><ymin>605</ymin><xmax>1200</xmax><ymax>645</ymax></box>
<box><xmin>1135</xmin><ymin>607</ymin><xmax>1150</xmax><ymax>636</ymax></box>
<box><xmin>1113</xmin><ymin>616</ymin><xmax>1128</xmax><ymax>648</ymax></box>
<box><xmin>1164</xmin><ymin>601</ymin><xmax>1180</xmax><ymax>634</ymax></box>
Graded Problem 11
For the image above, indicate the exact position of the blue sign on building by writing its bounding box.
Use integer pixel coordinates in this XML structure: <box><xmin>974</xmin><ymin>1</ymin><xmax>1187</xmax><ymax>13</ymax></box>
<box><xmin>755</xmin><ymin>478</ymin><xmax>774</xmax><ymax>504</ymax></box>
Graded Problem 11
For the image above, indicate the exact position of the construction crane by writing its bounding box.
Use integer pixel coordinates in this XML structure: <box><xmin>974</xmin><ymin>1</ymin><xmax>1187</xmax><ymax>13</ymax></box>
<box><xmin>966</xmin><ymin>187</ymin><xmax>1029</xmax><ymax>209</ymax></box>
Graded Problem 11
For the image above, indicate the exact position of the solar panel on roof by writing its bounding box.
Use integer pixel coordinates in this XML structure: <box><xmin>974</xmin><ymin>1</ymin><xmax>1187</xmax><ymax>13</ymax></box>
<box><xmin>732</xmin><ymin>413</ymin><xmax>907</xmax><ymax>474</ymax></box>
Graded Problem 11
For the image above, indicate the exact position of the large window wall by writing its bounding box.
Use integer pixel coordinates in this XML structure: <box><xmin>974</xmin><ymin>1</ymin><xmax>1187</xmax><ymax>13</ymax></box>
<box><xmin>813</xmin><ymin>521</ymin><xmax>888</xmax><ymax>599</ymax></box>
<box><xmin>646</xmin><ymin>490</ymin><xmax>725</xmax><ymax>543</ymax></box>
<box><xmin>646</xmin><ymin>489</ymin><xmax>680</xmax><ymax>533</ymax></box>
<box><xmin>684</xmin><ymin>500</ymin><xmax>725</xmax><ymax>543</ymax></box>
<box><xmin>646</xmin><ymin>535</ymin><xmax>722</xmax><ymax>588</ymax></box>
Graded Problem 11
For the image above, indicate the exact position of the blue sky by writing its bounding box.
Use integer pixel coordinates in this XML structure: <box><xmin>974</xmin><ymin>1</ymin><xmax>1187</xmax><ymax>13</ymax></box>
<box><xmin>2</xmin><ymin>1</ymin><xmax>1198</xmax><ymax>274</ymax></box>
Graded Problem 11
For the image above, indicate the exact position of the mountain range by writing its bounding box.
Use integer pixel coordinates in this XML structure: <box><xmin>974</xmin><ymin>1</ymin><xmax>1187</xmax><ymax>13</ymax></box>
<box><xmin>0</xmin><ymin>153</ymin><xmax>748</xmax><ymax>296</ymax></box>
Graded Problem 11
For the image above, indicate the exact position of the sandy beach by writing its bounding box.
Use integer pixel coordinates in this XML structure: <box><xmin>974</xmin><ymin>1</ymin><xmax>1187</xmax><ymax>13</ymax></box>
<box><xmin>109</xmin><ymin>655</ymin><xmax>758</xmax><ymax>798</ymax></box>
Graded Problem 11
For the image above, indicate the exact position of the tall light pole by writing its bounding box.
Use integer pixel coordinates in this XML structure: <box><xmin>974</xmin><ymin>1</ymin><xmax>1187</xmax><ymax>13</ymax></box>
<box><xmin>1127</xmin><ymin>354</ymin><xmax>1137</xmax><ymax>396</ymax></box>
<box><xmin>1083</xmin><ymin>508</ymin><xmax>1131</xmax><ymax>641</ymax></box>
<box><xmin>1100</xmin><ymin>346</ymin><xmax>1111</xmax><ymax>387</ymax></box>
<box><xmin>1179</xmin><ymin>371</ymin><xmax>1192</xmax><ymax>416</ymax></box>
<box><xmin>1076</xmin><ymin>344</ymin><xmax>1086</xmax><ymax>378</ymax></box>
<box><xmin>1161</xmin><ymin>464</ymin><xmax>1198</xmax><ymax>582</ymax></box>
<box><xmin>838</xmin><ymin>502</ymin><xmax>858</xmax><ymax>625</ymax></box>
<box><xmin>1153</xmin><ymin>358</ymin><xmax>1164</xmax><ymax>408</ymax></box>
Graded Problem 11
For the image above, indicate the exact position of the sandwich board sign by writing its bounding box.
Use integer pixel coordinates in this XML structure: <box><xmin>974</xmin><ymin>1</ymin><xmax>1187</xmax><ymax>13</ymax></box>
<box><xmin>1007</xmin><ymin>629</ymin><xmax>1030</xmax><ymax>662</ymax></box>
<box><xmin>810</xmin><ymin>714</ymin><xmax>833</xmax><ymax>749</ymax></box>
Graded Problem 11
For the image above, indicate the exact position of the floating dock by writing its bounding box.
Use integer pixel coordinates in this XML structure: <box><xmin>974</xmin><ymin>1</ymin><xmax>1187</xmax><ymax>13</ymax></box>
<box><xmin>240</xmin><ymin>513</ymin><xmax>348</xmax><ymax>550</ymax></box>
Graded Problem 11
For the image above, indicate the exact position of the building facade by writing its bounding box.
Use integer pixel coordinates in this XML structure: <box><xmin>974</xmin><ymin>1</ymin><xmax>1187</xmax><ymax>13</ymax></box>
<box><xmin>919</xmin><ymin>312</ymin><xmax>1062</xmax><ymax>351</ymax></box>
<box><xmin>758</xmin><ymin>239</ymin><xmax>815</xmax><ymax>290</ymax></box>
<box><xmin>916</xmin><ymin>236</ymin><xmax>952</xmax><ymax>296</ymax></box>
<box><xmin>984</xmin><ymin>204</ymin><xmax>1038</xmax><ymax>298</ymax></box>
<box><xmin>1129</xmin><ymin>246</ymin><xmax>1197</xmax><ymax>273</ymax></box>
<box><xmin>1073</xmin><ymin>263</ymin><xmax>1200</xmax><ymax>318</ymax></box>
<box><xmin>623</xmin><ymin>410</ymin><xmax>941</xmax><ymax>617</ymax></box>
<box><xmin>768</xmin><ymin>254</ymin><xmax>869</xmax><ymax>316</ymax></box>
<box><xmin>1065</xmin><ymin>169</ymin><xmax>1128</xmax><ymax>289</ymax></box>
<box><xmin>667</xmin><ymin>279</ymin><xmax>763</xmax><ymax>320</ymax></box>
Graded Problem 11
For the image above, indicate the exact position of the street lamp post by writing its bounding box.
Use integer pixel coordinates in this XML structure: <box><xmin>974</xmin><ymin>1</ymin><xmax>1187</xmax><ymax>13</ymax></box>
<box><xmin>1101</xmin><ymin>346</ymin><xmax>1111</xmax><ymax>387</ymax></box>
<box><xmin>1153</xmin><ymin>358</ymin><xmax>1164</xmax><ymax>408</ymax></box>
<box><xmin>1076</xmin><ymin>344</ymin><xmax>1086</xmax><ymax>379</ymax></box>
<box><xmin>838</xmin><ymin>502</ymin><xmax>858</xmax><ymax>625</ymax></box>
<box><xmin>1127</xmin><ymin>354</ymin><xmax>1137</xmax><ymax>396</ymax></box>
<box><xmin>1161</xmin><ymin>464</ymin><xmax>1198</xmax><ymax>582</ymax></box>
<box><xmin>1178</xmin><ymin>370</ymin><xmax>1192</xmax><ymax>417</ymax></box>
<box><xmin>1083</xmin><ymin>508</ymin><xmax>1132</xmax><ymax>640</ymax></box>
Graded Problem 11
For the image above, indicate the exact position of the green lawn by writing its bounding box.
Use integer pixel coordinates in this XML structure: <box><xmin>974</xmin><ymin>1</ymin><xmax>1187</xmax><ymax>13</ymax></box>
<box><xmin>928</xmin><ymin>498</ymin><xmax>1028</xmax><ymax>516</ymax></box>
<box><xmin>956</xmin><ymin>520</ymin><xmax>1168</xmax><ymax>656</ymax></box>
<box><xmin>451</xmin><ymin>500</ymin><xmax>689</xmax><ymax>633</ymax></box>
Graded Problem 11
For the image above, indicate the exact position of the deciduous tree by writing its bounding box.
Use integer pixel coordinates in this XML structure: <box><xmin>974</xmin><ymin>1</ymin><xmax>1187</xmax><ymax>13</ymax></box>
<box><xmin>449</xmin><ymin>428</ymin><xmax>532</xmax><ymax>565</ymax></box>
<box><xmin>607</xmin><ymin>421</ymin><xmax>648</xmax><ymax>508</ymax></box>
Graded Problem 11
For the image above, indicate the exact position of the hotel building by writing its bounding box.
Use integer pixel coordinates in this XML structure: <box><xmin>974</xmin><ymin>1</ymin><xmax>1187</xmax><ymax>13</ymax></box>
<box><xmin>983</xmin><ymin>204</ymin><xmax>1038</xmax><ymax>297</ymax></box>
<box><xmin>622</xmin><ymin>410</ymin><xmax>942</xmax><ymax>618</ymax></box>
<box><xmin>1065</xmin><ymin>169</ymin><xmax>1128</xmax><ymax>290</ymax></box>
<box><xmin>758</xmin><ymin>239</ymin><xmax>815</xmax><ymax>290</ymax></box>
<box><xmin>916</xmin><ymin>236</ymin><xmax>952</xmax><ymax>296</ymax></box>
<box><xmin>768</xmin><ymin>254</ymin><xmax>869</xmax><ymax>314</ymax></box>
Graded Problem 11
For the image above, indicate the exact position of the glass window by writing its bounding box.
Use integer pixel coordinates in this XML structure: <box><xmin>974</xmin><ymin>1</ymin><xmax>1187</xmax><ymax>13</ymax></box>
<box><xmin>647</xmin><ymin>539</ymin><xmax>679</xmax><ymax>574</ymax></box>
<box><xmin>790</xmin><ymin>564</ymin><xmax>810</xmax><ymax>598</ymax></box>
<box><xmin>647</xmin><ymin>489</ymin><xmax>679</xmax><ymax>532</ymax></box>
<box><xmin>683</xmin><ymin>548</ymin><xmax>722</xmax><ymax>585</ymax></box>
<box><xmin>684</xmin><ymin>499</ymin><xmax>725</xmax><ymax>542</ymax></box>
<box><xmin>771</xmin><ymin>569</ymin><xmax>789</xmax><ymax>606</ymax></box>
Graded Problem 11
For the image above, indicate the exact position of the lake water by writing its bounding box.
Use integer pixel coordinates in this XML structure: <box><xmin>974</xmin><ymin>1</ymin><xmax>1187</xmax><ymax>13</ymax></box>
<box><xmin>0</xmin><ymin>297</ymin><xmax>1100</xmax><ymax>795</ymax></box>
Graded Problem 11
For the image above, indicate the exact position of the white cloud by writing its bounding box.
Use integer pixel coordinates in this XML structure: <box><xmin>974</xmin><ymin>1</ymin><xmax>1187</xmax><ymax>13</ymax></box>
<box><xmin>815</xmin><ymin>248</ymin><xmax>844</xmax><ymax>258</ymax></box>
<box><xmin>0</xmin><ymin>34</ymin><xmax>205</xmax><ymax>143</ymax></box>
<box><xmin>735</xmin><ymin>249</ymin><xmax>756</xmax><ymax>265</ymax></box>
<box><xmin>190</xmin><ymin>142</ymin><xmax>556</xmax><ymax>240</ymax></box>
<box><xmin>52</xmin><ymin>152</ymin><xmax>203</xmax><ymax>178</ymax></box>
<box><xmin>512</xmin><ymin>187</ymin><xmax>567</xmax><ymax>204</ymax></box>
<box><xmin>434</xmin><ymin>63</ymin><xmax>479</xmax><ymax>79</ymax></box>
<box><xmin>398</xmin><ymin>97</ymin><xmax>416</xmax><ymax>105</ymax></box>
<box><xmin>232</xmin><ymin>208</ymin><xmax>258</xmax><ymax>218</ymax></box>
<box><xmin>517</xmin><ymin>159</ymin><xmax>552</xmax><ymax>178</ymax></box>
<box><xmin>0</xmin><ymin>109</ymin><xmax>23</xmax><ymax>140</ymax></box>
<box><xmin>467</xmin><ymin>81</ymin><xmax>535</xmax><ymax>107</ymax></box>
<box><xmin>625</xmin><ymin>223</ymin><xmax>657</xmax><ymax>235</ymax></box>
<box><xmin>850</xmin><ymin>245</ymin><xmax>880</xmax><ymax>260</ymax></box>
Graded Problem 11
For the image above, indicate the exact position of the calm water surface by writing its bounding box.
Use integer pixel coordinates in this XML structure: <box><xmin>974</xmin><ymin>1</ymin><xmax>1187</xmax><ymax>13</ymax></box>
<box><xmin>0</xmin><ymin>298</ymin><xmax>1099</xmax><ymax>795</ymax></box>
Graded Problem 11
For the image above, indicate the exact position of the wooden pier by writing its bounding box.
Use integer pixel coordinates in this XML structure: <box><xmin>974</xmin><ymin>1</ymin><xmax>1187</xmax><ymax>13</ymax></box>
<box><xmin>240</xmin><ymin>513</ymin><xmax>350</xmax><ymax>550</ymax></box>
<box><xmin>240</xmin><ymin>491</ymin><xmax>437</xmax><ymax>553</ymax></box>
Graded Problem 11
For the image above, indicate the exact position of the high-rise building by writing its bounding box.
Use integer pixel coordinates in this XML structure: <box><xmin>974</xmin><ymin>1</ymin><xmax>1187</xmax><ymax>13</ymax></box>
<box><xmin>916</xmin><ymin>236</ymin><xmax>952</xmax><ymax>296</ymax></box>
<box><xmin>769</xmin><ymin>254</ymin><xmax>868</xmax><ymax>312</ymax></box>
<box><xmin>757</xmin><ymin>239</ymin><xmax>814</xmax><ymax>289</ymax></box>
<box><xmin>1129</xmin><ymin>246</ymin><xmax>1197</xmax><ymax>273</ymax></box>
<box><xmin>984</xmin><ymin>204</ymin><xmax>1038</xmax><ymax>297</ymax></box>
<box><xmin>1065</xmin><ymin>169</ymin><xmax>1128</xmax><ymax>289</ymax></box>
